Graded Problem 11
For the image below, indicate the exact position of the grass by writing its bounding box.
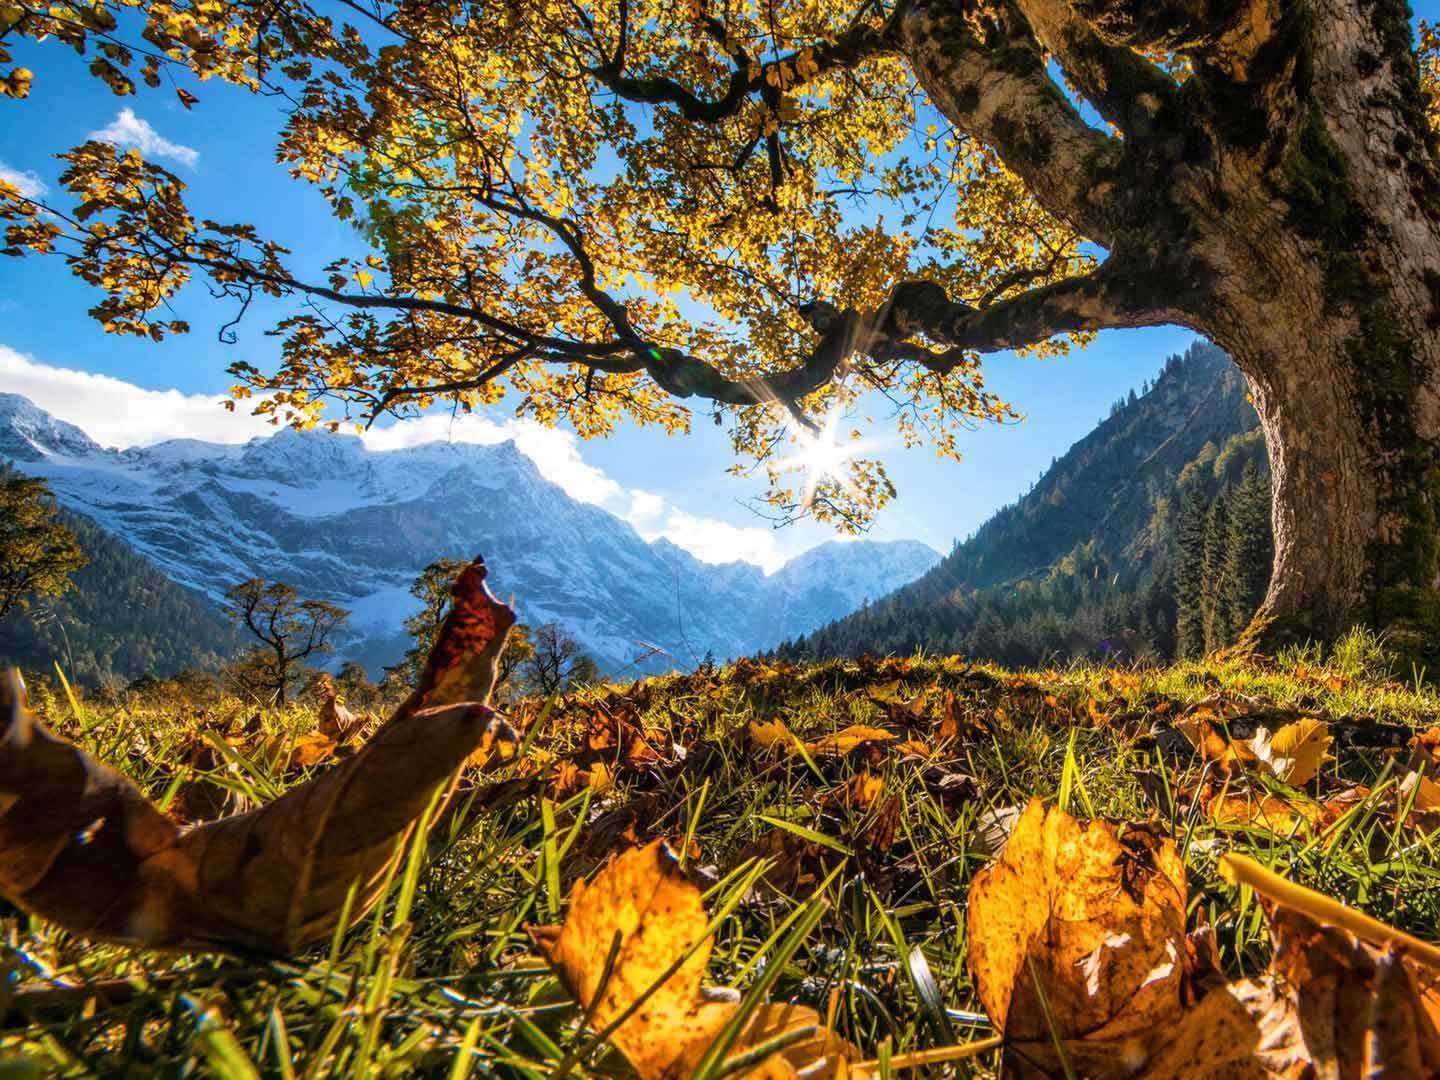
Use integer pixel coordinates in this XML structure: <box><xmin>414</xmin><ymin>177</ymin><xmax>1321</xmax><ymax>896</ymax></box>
<box><xmin>4</xmin><ymin>629</ymin><xmax>1440</xmax><ymax>1076</ymax></box>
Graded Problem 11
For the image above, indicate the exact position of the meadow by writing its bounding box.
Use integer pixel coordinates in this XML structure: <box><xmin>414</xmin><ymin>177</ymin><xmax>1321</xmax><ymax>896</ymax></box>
<box><xmin>4</xmin><ymin>627</ymin><xmax>1440</xmax><ymax>1076</ymax></box>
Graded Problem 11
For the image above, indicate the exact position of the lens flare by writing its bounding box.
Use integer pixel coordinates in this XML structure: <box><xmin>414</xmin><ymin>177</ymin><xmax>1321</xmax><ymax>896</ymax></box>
<box><xmin>773</xmin><ymin>402</ymin><xmax>871</xmax><ymax>508</ymax></box>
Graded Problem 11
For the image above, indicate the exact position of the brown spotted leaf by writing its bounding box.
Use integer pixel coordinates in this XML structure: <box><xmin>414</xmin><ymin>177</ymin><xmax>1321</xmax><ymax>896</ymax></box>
<box><xmin>0</xmin><ymin>556</ymin><xmax>515</xmax><ymax>953</ymax></box>
<box><xmin>966</xmin><ymin>799</ymin><xmax>1189</xmax><ymax>1077</ymax></box>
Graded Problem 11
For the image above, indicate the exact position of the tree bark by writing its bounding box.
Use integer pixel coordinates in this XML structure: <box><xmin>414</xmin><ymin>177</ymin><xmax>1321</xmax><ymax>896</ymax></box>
<box><xmin>901</xmin><ymin>0</ymin><xmax>1440</xmax><ymax>647</ymax></box>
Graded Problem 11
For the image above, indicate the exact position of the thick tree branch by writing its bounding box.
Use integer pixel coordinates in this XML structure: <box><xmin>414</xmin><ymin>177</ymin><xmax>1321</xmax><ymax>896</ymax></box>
<box><xmin>1012</xmin><ymin>0</ymin><xmax>1184</xmax><ymax>139</ymax></box>
<box><xmin>1067</xmin><ymin>0</ymin><xmax>1278</xmax><ymax>64</ymax></box>
<box><xmin>899</xmin><ymin>0</ymin><xmax>1125</xmax><ymax>246</ymax></box>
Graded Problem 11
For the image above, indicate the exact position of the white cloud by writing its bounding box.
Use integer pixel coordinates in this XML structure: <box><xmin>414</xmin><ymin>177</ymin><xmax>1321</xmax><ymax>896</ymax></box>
<box><xmin>627</xmin><ymin>489</ymin><xmax>666</xmax><ymax>523</ymax></box>
<box><xmin>1</xmin><ymin>348</ymin><xmax>790</xmax><ymax>569</ymax></box>
<box><xmin>641</xmin><ymin>509</ymin><xmax>785</xmax><ymax>573</ymax></box>
<box><xmin>0</xmin><ymin>345</ymin><xmax>274</xmax><ymax>447</ymax></box>
<box><xmin>0</xmin><ymin>162</ymin><xmax>46</xmax><ymax>199</ymax></box>
<box><xmin>89</xmin><ymin>108</ymin><xmax>199</xmax><ymax>169</ymax></box>
<box><xmin>362</xmin><ymin>412</ymin><xmax>622</xmax><ymax>505</ymax></box>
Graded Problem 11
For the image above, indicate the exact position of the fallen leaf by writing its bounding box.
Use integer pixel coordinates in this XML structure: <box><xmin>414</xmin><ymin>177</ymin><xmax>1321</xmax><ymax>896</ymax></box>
<box><xmin>530</xmin><ymin>841</ymin><xmax>853</xmax><ymax>1078</ymax></box>
<box><xmin>1145</xmin><ymin>856</ymin><xmax>1440</xmax><ymax>1077</ymax></box>
<box><xmin>966</xmin><ymin>800</ymin><xmax>1188</xmax><ymax>1077</ymax></box>
<box><xmin>749</xmin><ymin>718</ymin><xmax>797</xmax><ymax>751</ymax></box>
<box><xmin>0</xmin><ymin>557</ymin><xmax>516</xmax><ymax>953</ymax></box>
<box><xmin>1250</xmin><ymin>718</ymin><xmax>1331</xmax><ymax>785</ymax></box>
<box><xmin>803</xmin><ymin>725</ymin><xmax>897</xmax><ymax>757</ymax></box>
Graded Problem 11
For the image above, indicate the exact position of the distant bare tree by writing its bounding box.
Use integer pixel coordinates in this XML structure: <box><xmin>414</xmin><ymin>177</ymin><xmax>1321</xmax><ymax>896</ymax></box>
<box><xmin>224</xmin><ymin>579</ymin><xmax>349</xmax><ymax>705</ymax></box>
<box><xmin>523</xmin><ymin>622</ymin><xmax>599</xmax><ymax>697</ymax></box>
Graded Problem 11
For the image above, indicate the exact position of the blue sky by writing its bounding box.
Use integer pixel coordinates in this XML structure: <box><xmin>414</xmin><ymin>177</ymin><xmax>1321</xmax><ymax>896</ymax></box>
<box><xmin>0</xmin><ymin>24</ymin><xmax>1284</xmax><ymax>568</ymax></box>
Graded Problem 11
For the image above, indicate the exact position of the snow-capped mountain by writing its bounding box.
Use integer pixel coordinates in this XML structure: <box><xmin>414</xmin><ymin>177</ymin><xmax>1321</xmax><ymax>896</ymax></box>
<box><xmin>0</xmin><ymin>394</ymin><xmax>940</xmax><ymax>673</ymax></box>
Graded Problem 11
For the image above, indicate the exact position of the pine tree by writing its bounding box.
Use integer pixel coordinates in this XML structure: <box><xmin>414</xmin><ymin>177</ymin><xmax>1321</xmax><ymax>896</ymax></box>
<box><xmin>1224</xmin><ymin>461</ymin><xmax>1275</xmax><ymax>638</ymax></box>
<box><xmin>1173</xmin><ymin>487</ymin><xmax>1210</xmax><ymax>658</ymax></box>
<box><xmin>1201</xmin><ymin>486</ymin><xmax>1233</xmax><ymax>652</ymax></box>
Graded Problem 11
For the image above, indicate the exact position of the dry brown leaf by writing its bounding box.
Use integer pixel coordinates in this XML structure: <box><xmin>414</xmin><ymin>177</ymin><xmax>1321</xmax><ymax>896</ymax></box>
<box><xmin>1207</xmin><ymin>790</ymin><xmax>1324</xmax><ymax>833</ymax></box>
<box><xmin>1250</xmin><ymin>718</ymin><xmax>1331</xmax><ymax>786</ymax></box>
<box><xmin>530</xmin><ymin>841</ymin><xmax>854</xmax><ymax>1078</ymax></box>
<box><xmin>1144</xmin><ymin>891</ymin><xmax>1440</xmax><ymax>1077</ymax></box>
<box><xmin>966</xmin><ymin>799</ymin><xmax>1188</xmax><ymax>1077</ymax></box>
<box><xmin>1412</xmin><ymin>724</ymin><xmax>1440</xmax><ymax>768</ymax></box>
<box><xmin>1172</xmin><ymin>698</ymin><xmax>1255</xmax><ymax>774</ymax></box>
<box><xmin>0</xmin><ymin>556</ymin><xmax>516</xmax><ymax>953</ymax></box>
<box><xmin>803</xmin><ymin>725</ymin><xmax>897</xmax><ymax>757</ymax></box>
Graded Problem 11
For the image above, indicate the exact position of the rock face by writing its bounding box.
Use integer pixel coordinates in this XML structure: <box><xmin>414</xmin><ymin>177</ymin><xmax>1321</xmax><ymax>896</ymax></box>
<box><xmin>0</xmin><ymin>394</ymin><xmax>939</xmax><ymax>673</ymax></box>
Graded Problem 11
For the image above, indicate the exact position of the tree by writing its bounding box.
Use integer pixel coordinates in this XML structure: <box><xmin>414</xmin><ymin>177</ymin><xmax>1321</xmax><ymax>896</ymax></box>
<box><xmin>1173</xmin><ymin>487</ymin><xmax>1210</xmax><ymax>659</ymax></box>
<box><xmin>400</xmin><ymin>558</ymin><xmax>469</xmax><ymax>685</ymax></box>
<box><xmin>523</xmin><ymin>623</ymin><xmax>600</xmax><ymax>697</ymax></box>
<box><xmin>1224</xmin><ymin>462</ymin><xmax>1276</xmax><ymax>639</ymax></box>
<box><xmin>402</xmin><ymin>559</ymin><xmax>534</xmax><ymax>695</ymax></box>
<box><xmin>7</xmin><ymin>1</ymin><xmax>1440</xmax><ymax>640</ymax></box>
<box><xmin>1200</xmin><ymin>487</ymin><xmax>1234</xmax><ymax>654</ymax></box>
<box><xmin>0</xmin><ymin>472</ymin><xmax>87</xmax><ymax>623</ymax></box>
<box><xmin>223</xmin><ymin>579</ymin><xmax>349</xmax><ymax>705</ymax></box>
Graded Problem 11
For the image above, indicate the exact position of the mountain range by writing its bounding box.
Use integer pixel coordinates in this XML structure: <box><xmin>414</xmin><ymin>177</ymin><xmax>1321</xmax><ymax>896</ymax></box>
<box><xmin>0</xmin><ymin>393</ymin><xmax>940</xmax><ymax>679</ymax></box>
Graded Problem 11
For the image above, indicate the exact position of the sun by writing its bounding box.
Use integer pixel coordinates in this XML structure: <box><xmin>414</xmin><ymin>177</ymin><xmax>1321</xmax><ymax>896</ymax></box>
<box><xmin>773</xmin><ymin>402</ymin><xmax>872</xmax><ymax>508</ymax></box>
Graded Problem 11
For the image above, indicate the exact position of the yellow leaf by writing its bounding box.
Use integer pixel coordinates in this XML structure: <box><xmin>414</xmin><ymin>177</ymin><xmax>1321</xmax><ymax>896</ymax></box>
<box><xmin>803</xmin><ymin>725</ymin><xmax>897</xmax><ymax>757</ymax></box>
<box><xmin>967</xmin><ymin>800</ymin><xmax>1187</xmax><ymax>1077</ymax></box>
<box><xmin>1250</xmin><ymin>718</ymin><xmax>1331</xmax><ymax>785</ymax></box>
<box><xmin>354</xmin><ymin>269</ymin><xmax>373</xmax><ymax>288</ymax></box>
<box><xmin>530</xmin><ymin>842</ymin><xmax>853</xmax><ymax>1078</ymax></box>
<box><xmin>749</xmin><ymin>717</ymin><xmax>796</xmax><ymax>750</ymax></box>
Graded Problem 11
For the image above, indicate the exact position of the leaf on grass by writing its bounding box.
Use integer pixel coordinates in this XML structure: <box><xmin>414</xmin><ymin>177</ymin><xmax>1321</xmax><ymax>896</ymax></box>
<box><xmin>1249</xmin><ymin>718</ymin><xmax>1331</xmax><ymax>785</ymax></box>
<box><xmin>748</xmin><ymin>718</ymin><xmax>797</xmax><ymax>751</ymax></box>
<box><xmin>803</xmin><ymin>725</ymin><xmax>897</xmax><ymax>757</ymax></box>
<box><xmin>530</xmin><ymin>841</ymin><xmax>853</xmax><ymax>1078</ymax></box>
<box><xmin>1206</xmin><ymin>790</ymin><xmax>1324</xmax><ymax>833</ymax></box>
<box><xmin>0</xmin><ymin>556</ymin><xmax>516</xmax><ymax>954</ymax></box>
<box><xmin>1146</xmin><ymin>857</ymin><xmax>1440</xmax><ymax>1077</ymax></box>
<box><xmin>966</xmin><ymin>800</ymin><xmax>1189</xmax><ymax>1077</ymax></box>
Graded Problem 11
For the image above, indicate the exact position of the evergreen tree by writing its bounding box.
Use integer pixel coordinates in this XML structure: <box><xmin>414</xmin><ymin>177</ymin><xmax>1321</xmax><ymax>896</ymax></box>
<box><xmin>1173</xmin><ymin>487</ymin><xmax>1210</xmax><ymax>658</ymax></box>
<box><xmin>1224</xmin><ymin>461</ymin><xmax>1275</xmax><ymax>638</ymax></box>
<box><xmin>1200</xmin><ymin>487</ymin><xmax>1234</xmax><ymax>652</ymax></box>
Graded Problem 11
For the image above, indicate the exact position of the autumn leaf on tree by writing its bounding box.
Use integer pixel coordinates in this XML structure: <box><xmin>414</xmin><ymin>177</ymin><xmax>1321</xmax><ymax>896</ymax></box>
<box><xmin>0</xmin><ymin>557</ymin><xmax>516</xmax><ymax>954</ymax></box>
<box><xmin>530</xmin><ymin>841</ymin><xmax>855</xmax><ymax>1078</ymax></box>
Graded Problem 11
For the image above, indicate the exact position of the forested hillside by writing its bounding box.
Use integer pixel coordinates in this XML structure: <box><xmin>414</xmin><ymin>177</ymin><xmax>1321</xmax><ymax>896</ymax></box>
<box><xmin>782</xmin><ymin>343</ymin><xmax>1275</xmax><ymax>664</ymax></box>
<box><xmin>0</xmin><ymin>503</ymin><xmax>239</xmax><ymax>685</ymax></box>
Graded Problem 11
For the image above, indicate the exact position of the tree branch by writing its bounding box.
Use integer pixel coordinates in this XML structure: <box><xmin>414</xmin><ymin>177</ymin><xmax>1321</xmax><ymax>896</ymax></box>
<box><xmin>899</xmin><ymin>0</ymin><xmax>1125</xmax><ymax>246</ymax></box>
<box><xmin>588</xmin><ymin>7</ymin><xmax>901</xmax><ymax>124</ymax></box>
<box><xmin>1012</xmin><ymin>0</ymin><xmax>1184</xmax><ymax>139</ymax></box>
<box><xmin>1065</xmin><ymin>0</ymin><xmax>1277</xmax><ymax>61</ymax></box>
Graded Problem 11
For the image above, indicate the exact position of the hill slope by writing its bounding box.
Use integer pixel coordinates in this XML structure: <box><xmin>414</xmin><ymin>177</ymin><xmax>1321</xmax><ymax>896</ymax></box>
<box><xmin>0</xmin><ymin>502</ymin><xmax>241</xmax><ymax>685</ymax></box>
<box><xmin>785</xmin><ymin>341</ymin><xmax>1272</xmax><ymax>664</ymax></box>
<box><xmin>0</xmin><ymin>395</ymin><xmax>939</xmax><ymax>674</ymax></box>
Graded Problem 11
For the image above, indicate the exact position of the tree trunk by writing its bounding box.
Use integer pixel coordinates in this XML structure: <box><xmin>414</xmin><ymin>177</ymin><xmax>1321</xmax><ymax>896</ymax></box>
<box><xmin>900</xmin><ymin>0</ymin><xmax>1440</xmax><ymax>649</ymax></box>
<box><xmin>1205</xmin><ymin>287</ymin><xmax>1440</xmax><ymax>646</ymax></box>
<box><xmin>1170</xmin><ymin>0</ymin><xmax>1440</xmax><ymax>648</ymax></box>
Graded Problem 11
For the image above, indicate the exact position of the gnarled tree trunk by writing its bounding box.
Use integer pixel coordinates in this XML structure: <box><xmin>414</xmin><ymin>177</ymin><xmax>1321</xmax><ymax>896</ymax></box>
<box><xmin>896</xmin><ymin>0</ymin><xmax>1440</xmax><ymax>646</ymax></box>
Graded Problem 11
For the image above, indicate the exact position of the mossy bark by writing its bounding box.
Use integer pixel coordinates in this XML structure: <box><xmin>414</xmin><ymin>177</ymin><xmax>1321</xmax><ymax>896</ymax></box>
<box><xmin>902</xmin><ymin>0</ymin><xmax>1440</xmax><ymax>648</ymax></box>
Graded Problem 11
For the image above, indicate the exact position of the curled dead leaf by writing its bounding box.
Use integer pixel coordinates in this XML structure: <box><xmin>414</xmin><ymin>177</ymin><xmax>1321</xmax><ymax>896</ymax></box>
<box><xmin>0</xmin><ymin>556</ymin><xmax>516</xmax><ymax>954</ymax></box>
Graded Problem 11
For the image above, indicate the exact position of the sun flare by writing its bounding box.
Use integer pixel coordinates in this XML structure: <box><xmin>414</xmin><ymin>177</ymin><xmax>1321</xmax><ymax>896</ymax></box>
<box><xmin>774</xmin><ymin>404</ymin><xmax>871</xmax><ymax>507</ymax></box>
